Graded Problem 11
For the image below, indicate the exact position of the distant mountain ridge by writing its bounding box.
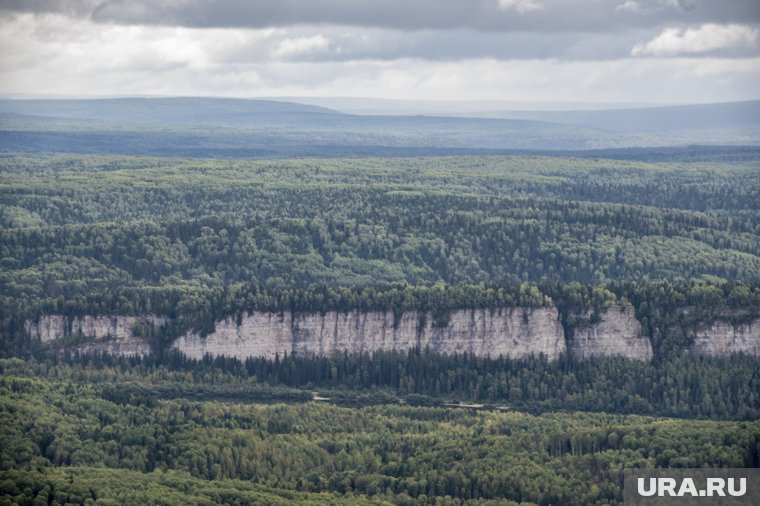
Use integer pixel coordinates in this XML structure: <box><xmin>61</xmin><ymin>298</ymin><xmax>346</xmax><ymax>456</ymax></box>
<box><xmin>0</xmin><ymin>97</ymin><xmax>758</xmax><ymax>155</ymax></box>
<box><xmin>469</xmin><ymin>100</ymin><xmax>760</xmax><ymax>132</ymax></box>
<box><xmin>263</xmin><ymin>96</ymin><xmax>760</xmax><ymax>132</ymax></box>
<box><xmin>0</xmin><ymin>97</ymin><xmax>341</xmax><ymax>126</ymax></box>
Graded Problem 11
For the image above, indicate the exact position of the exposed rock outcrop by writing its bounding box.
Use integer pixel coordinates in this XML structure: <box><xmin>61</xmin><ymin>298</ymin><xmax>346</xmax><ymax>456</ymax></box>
<box><xmin>173</xmin><ymin>307</ymin><xmax>566</xmax><ymax>361</ymax></box>
<box><xmin>24</xmin><ymin>306</ymin><xmax>759</xmax><ymax>361</ymax></box>
<box><xmin>23</xmin><ymin>314</ymin><xmax>166</xmax><ymax>357</ymax></box>
<box><xmin>72</xmin><ymin>338</ymin><xmax>153</xmax><ymax>357</ymax></box>
<box><xmin>172</xmin><ymin>312</ymin><xmax>294</xmax><ymax>361</ymax></box>
<box><xmin>689</xmin><ymin>318</ymin><xmax>760</xmax><ymax>357</ymax></box>
<box><xmin>567</xmin><ymin>306</ymin><xmax>653</xmax><ymax>361</ymax></box>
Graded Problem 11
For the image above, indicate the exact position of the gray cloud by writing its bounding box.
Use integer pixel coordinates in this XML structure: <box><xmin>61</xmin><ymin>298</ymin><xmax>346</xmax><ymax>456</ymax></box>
<box><xmin>240</xmin><ymin>28</ymin><xmax>657</xmax><ymax>62</ymax></box>
<box><xmin>616</xmin><ymin>1</ymin><xmax>697</xmax><ymax>13</ymax></box>
<box><xmin>0</xmin><ymin>0</ymin><xmax>100</xmax><ymax>17</ymax></box>
<box><xmin>2</xmin><ymin>0</ymin><xmax>759</xmax><ymax>32</ymax></box>
<box><xmin>1</xmin><ymin>1</ymin><xmax>758</xmax><ymax>103</ymax></box>
<box><xmin>631</xmin><ymin>23</ymin><xmax>759</xmax><ymax>57</ymax></box>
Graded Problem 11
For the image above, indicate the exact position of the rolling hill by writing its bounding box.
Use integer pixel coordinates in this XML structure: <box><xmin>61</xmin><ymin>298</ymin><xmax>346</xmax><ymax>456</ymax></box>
<box><xmin>1</xmin><ymin>97</ymin><xmax>758</xmax><ymax>157</ymax></box>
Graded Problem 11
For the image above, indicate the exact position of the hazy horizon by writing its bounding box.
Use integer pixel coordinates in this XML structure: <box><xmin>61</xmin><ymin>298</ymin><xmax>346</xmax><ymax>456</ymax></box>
<box><xmin>1</xmin><ymin>94</ymin><xmax>757</xmax><ymax>115</ymax></box>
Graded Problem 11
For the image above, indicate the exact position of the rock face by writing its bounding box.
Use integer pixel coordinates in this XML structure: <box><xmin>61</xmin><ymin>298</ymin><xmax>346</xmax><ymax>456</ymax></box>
<box><xmin>172</xmin><ymin>312</ymin><xmax>294</xmax><ymax>361</ymax></box>
<box><xmin>25</xmin><ymin>306</ymin><xmax>759</xmax><ymax>361</ymax></box>
<box><xmin>23</xmin><ymin>314</ymin><xmax>166</xmax><ymax>357</ymax></box>
<box><xmin>72</xmin><ymin>337</ymin><xmax>153</xmax><ymax>357</ymax></box>
<box><xmin>172</xmin><ymin>307</ymin><xmax>566</xmax><ymax>361</ymax></box>
<box><xmin>567</xmin><ymin>306</ymin><xmax>653</xmax><ymax>361</ymax></box>
<box><xmin>689</xmin><ymin>318</ymin><xmax>760</xmax><ymax>357</ymax></box>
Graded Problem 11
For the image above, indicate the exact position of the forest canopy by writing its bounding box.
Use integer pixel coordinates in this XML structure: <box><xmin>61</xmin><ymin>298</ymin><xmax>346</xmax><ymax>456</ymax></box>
<box><xmin>2</xmin><ymin>152</ymin><xmax>760</xmax><ymax>505</ymax></box>
<box><xmin>2</xmin><ymin>154</ymin><xmax>759</xmax><ymax>320</ymax></box>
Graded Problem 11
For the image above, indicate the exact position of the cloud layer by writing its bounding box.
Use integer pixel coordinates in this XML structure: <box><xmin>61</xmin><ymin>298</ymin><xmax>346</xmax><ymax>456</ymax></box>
<box><xmin>0</xmin><ymin>1</ymin><xmax>758</xmax><ymax>103</ymax></box>
<box><xmin>632</xmin><ymin>23</ymin><xmax>759</xmax><ymax>56</ymax></box>
<box><xmin>3</xmin><ymin>0</ymin><xmax>759</xmax><ymax>31</ymax></box>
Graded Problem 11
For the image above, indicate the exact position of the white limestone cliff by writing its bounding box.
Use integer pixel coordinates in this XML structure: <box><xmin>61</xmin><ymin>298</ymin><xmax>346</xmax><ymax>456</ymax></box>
<box><xmin>567</xmin><ymin>305</ymin><xmax>653</xmax><ymax>361</ymax></box>
<box><xmin>175</xmin><ymin>307</ymin><xmax>565</xmax><ymax>361</ymax></box>
<box><xmin>172</xmin><ymin>312</ymin><xmax>294</xmax><ymax>361</ymax></box>
<box><xmin>689</xmin><ymin>318</ymin><xmax>760</xmax><ymax>357</ymax></box>
<box><xmin>23</xmin><ymin>307</ymin><xmax>759</xmax><ymax>361</ymax></box>
<box><xmin>23</xmin><ymin>314</ymin><xmax>166</xmax><ymax>357</ymax></box>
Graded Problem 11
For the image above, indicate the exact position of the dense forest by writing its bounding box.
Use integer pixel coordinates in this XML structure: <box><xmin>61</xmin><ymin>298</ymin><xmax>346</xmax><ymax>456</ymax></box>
<box><xmin>13</xmin><ymin>345</ymin><xmax>759</xmax><ymax>420</ymax></box>
<box><xmin>2</xmin><ymin>154</ymin><xmax>760</xmax><ymax>359</ymax></box>
<box><xmin>2</xmin><ymin>154</ymin><xmax>759</xmax><ymax>324</ymax></box>
<box><xmin>1</xmin><ymin>358</ymin><xmax>759</xmax><ymax>505</ymax></box>
<box><xmin>2</xmin><ymin>151</ymin><xmax>759</xmax><ymax>504</ymax></box>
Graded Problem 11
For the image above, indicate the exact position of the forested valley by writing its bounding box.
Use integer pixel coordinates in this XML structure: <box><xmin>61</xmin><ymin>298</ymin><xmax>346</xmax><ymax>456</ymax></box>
<box><xmin>1</xmin><ymin>152</ymin><xmax>759</xmax><ymax>505</ymax></box>
<box><xmin>2</xmin><ymin>357</ymin><xmax>759</xmax><ymax>505</ymax></box>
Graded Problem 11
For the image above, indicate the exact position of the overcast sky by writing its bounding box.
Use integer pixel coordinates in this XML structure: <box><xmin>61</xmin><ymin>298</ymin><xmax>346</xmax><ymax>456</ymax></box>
<box><xmin>1</xmin><ymin>0</ymin><xmax>759</xmax><ymax>104</ymax></box>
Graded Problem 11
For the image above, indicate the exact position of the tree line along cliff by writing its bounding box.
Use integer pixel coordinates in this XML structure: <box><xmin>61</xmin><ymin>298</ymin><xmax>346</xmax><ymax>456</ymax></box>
<box><xmin>16</xmin><ymin>282</ymin><xmax>760</xmax><ymax>362</ymax></box>
<box><xmin>2</xmin><ymin>155</ymin><xmax>759</xmax><ymax>363</ymax></box>
<box><xmin>3</xmin><ymin>155</ymin><xmax>760</xmax><ymax>336</ymax></box>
